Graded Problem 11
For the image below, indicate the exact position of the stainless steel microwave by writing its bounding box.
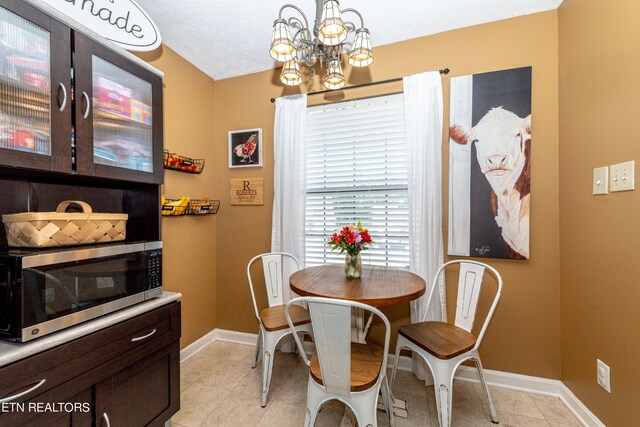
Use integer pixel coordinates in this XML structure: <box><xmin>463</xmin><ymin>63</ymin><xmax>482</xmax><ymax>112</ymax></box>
<box><xmin>0</xmin><ymin>241</ymin><xmax>162</xmax><ymax>342</ymax></box>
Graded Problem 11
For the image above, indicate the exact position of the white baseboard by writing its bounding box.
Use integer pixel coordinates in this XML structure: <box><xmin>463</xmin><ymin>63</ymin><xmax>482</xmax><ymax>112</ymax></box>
<box><xmin>180</xmin><ymin>328</ymin><xmax>258</xmax><ymax>363</ymax></box>
<box><xmin>558</xmin><ymin>383</ymin><xmax>606</xmax><ymax>427</ymax></box>
<box><xmin>182</xmin><ymin>329</ymin><xmax>605</xmax><ymax>427</ymax></box>
<box><xmin>388</xmin><ymin>352</ymin><xmax>414</xmax><ymax>372</ymax></box>
<box><xmin>180</xmin><ymin>329</ymin><xmax>218</xmax><ymax>363</ymax></box>
<box><xmin>454</xmin><ymin>364</ymin><xmax>560</xmax><ymax>396</ymax></box>
<box><xmin>211</xmin><ymin>328</ymin><xmax>259</xmax><ymax>346</ymax></box>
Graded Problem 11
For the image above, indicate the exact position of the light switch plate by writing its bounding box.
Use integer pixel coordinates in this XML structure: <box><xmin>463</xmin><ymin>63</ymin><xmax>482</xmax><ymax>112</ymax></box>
<box><xmin>597</xmin><ymin>359</ymin><xmax>611</xmax><ymax>393</ymax></box>
<box><xmin>610</xmin><ymin>160</ymin><xmax>635</xmax><ymax>192</ymax></box>
<box><xmin>593</xmin><ymin>166</ymin><xmax>608</xmax><ymax>195</ymax></box>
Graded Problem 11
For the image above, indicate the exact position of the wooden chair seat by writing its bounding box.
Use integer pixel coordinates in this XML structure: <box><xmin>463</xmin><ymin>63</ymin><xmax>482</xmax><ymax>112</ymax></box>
<box><xmin>398</xmin><ymin>321</ymin><xmax>477</xmax><ymax>360</ymax></box>
<box><xmin>259</xmin><ymin>304</ymin><xmax>311</xmax><ymax>332</ymax></box>
<box><xmin>309</xmin><ymin>343</ymin><xmax>384</xmax><ymax>392</ymax></box>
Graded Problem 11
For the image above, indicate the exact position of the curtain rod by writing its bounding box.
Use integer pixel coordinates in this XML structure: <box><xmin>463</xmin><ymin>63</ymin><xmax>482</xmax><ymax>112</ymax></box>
<box><xmin>270</xmin><ymin>68</ymin><xmax>450</xmax><ymax>103</ymax></box>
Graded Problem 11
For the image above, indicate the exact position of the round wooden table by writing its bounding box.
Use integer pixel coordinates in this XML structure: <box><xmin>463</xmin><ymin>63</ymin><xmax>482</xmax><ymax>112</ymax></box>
<box><xmin>289</xmin><ymin>264</ymin><xmax>426</xmax><ymax>306</ymax></box>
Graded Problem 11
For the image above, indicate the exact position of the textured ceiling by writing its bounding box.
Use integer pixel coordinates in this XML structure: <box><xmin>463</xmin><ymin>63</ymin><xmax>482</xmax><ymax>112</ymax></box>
<box><xmin>135</xmin><ymin>0</ymin><xmax>563</xmax><ymax>80</ymax></box>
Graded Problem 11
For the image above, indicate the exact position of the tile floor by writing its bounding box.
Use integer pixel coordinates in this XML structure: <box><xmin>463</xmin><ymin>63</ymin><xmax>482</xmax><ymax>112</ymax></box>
<box><xmin>173</xmin><ymin>341</ymin><xmax>583</xmax><ymax>427</ymax></box>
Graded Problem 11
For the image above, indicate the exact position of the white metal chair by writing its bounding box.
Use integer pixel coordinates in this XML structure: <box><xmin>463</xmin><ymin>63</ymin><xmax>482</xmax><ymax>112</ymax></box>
<box><xmin>247</xmin><ymin>252</ymin><xmax>313</xmax><ymax>407</ymax></box>
<box><xmin>286</xmin><ymin>296</ymin><xmax>395</xmax><ymax>427</ymax></box>
<box><xmin>389</xmin><ymin>260</ymin><xmax>503</xmax><ymax>427</ymax></box>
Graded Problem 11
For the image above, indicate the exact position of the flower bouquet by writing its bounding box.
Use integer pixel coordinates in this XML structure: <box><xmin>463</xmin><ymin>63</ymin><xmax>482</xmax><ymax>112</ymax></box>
<box><xmin>327</xmin><ymin>221</ymin><xmax>373</xmax><ymax>279</ymax></box>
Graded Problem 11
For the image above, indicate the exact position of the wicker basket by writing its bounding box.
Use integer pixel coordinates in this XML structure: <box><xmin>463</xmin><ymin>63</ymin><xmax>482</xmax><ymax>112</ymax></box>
<box><xmin>2</xmin><ymin>200</ymin><xmax>128</xmax><ymax>248</ymax></box>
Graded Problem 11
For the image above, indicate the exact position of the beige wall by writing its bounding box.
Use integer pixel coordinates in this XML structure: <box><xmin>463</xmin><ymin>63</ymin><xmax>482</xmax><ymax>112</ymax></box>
<box><xmin>135</xmin><ymin>46</ymin><xmax>218</xmax><ymax>348</ymax></box>
<box><xmin>133</xmin><ymin>7</ymin><xmax>640</xmax><ymax>422</ymax></box>
<box><xmin>559</xmin><ymin>0</ymin><xmax>640</xmax><ymax>424</ymax></box>
<box><xmin>214</xmin><ymin>11</ymin><xmax>561</xmax><ymax>379</ymax></box>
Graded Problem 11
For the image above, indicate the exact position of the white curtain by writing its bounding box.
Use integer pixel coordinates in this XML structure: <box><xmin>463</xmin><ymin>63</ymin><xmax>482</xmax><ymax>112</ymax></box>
<box><xmin>271</xmin><ymin>94</ymin><xmax>307</xmax><ymax>303</ymax></box>
<box><xmin>403</xmin><ymin>72</ymin><xmax>445</xmax><ymax>381</ymax></box>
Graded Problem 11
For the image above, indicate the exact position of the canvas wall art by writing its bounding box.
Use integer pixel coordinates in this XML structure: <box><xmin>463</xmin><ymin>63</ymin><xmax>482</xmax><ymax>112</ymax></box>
<box><xmin>229</xmin><ymin>128</ymin><xmax>262</xmax><ymax>168</ymax></box>
<box><xmin>448</xmin><ymin>67</ymin><xmax>532</xmax><ymax>260</ymax></box>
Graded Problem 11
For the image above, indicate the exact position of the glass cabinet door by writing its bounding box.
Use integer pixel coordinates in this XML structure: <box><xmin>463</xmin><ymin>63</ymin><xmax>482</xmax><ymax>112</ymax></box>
<box><xmin>92</xmin><ymin>56</ymin><xmax>153</xmax><ymax>173</ymax></box>
<box><xmin>0</xmin><ymin>6</ymin><xmax>51</xmax><ymax>155</ymax></box>
<box><xmin>74</xmin><ymin>33</ymin><xmax>162</xmax><ymax>184</ymax></box>
<box><xmin>0</xmin><ymin>1</ymin><xmax>71</xmax><ymax>172</ymax></box>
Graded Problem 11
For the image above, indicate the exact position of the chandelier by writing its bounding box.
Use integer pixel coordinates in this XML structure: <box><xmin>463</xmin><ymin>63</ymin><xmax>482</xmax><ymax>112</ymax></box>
<box><xmin>269</xmin><ymin>0</ymin><xmax>373</xmax><ymax>90</ymax></box>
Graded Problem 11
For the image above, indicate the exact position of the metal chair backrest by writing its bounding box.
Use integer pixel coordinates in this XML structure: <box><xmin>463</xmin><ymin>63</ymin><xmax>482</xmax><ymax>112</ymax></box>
<box><xmin>247</xmin><ymin>252</ymin><xmax>300</xmax><ymax>320</ymax></box>
<box><xmin>422</xmin><ymin>260</ymin><xmax>503</xmax><ymax>349</ymax></box>
<box><xmin>285</xmin><ymin>296</ymin><xmax>391</xmax><ymax>398</ymax></box>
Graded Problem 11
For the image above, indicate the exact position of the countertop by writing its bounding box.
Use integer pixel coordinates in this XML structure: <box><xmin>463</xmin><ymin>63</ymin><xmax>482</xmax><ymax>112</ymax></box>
<box><xmin>0</xmin><ymin>291</ymin><xmax>182</xmax><ymax>368</ymax></box>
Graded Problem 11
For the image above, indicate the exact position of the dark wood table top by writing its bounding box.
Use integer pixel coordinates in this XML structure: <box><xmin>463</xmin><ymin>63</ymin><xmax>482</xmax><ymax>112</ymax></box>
<box><xmin>290</xmin><ymin>264</ymin><xmax>426</xmax><ymax>307</ymax></box>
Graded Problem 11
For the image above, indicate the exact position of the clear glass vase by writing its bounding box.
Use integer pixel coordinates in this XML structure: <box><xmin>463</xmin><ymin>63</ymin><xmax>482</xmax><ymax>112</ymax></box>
<box><xmin>344</xmin><ymin>253</ymin><xmax>362</xmax><ymax>279</ymax></box>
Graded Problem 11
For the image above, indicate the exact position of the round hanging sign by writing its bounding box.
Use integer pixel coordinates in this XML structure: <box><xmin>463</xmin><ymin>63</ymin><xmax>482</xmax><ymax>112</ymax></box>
<box><xmin>42</xmin><ymin>0</ymin><xmax>161</xmax><ymax>52</ymax></box>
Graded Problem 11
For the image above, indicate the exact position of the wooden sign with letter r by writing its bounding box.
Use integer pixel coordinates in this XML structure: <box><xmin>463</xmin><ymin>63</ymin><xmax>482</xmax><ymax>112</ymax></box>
<box><xmin>230</xmin><ymin>178</ymin><xmax>264</xmax><ymax>205</ymax></box>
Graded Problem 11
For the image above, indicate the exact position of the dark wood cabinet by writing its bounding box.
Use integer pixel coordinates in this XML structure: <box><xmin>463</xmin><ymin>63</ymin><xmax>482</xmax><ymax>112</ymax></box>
<box><xmin>0</xmin><ymin>0</ymin><xmax>163</xmax><ymax>184</ymax></box>
<box><xmin>0</xmin><ymin>1</ymin><xmax>164</xmax><ymax>248</ymax></box>
<box><xmin>74</xmin><ymin>34</ymin><xmax>164</xmax><ymax>184</ymax></box>
<box><xmin>0</xmin><ymin>1</ymin><xmax>171</xmax><ymax>419</ymax></box>
<box><xmin>0</xmin><ymin>0</ymin><xmax>72</xmax><ymax>174</ymax></box>
<box><xmin>96</xmin><ymin>343</ymin><xmax>180</xmax><ymax>427</ymax></box>
<box><xmin>0</xmin><ymin>302</ymin><xmax>181</xmax><ymax>426</ymax></box>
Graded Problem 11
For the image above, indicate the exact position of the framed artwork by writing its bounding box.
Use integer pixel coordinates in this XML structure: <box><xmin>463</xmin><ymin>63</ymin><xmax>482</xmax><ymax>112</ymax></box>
<box><xmin>228</xmin><ymin>128</ymin><xmax>262</xmax><ymax>168</ymax></box>
<box><xmin>448</xmin><ymin>66</ymin><xmax>532</xmax><ymax>260</ymax></box>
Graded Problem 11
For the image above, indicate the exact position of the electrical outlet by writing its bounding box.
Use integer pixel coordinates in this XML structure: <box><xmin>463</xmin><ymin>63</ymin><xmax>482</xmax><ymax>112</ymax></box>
<box><xmin>597</xmin><ymin>359</ymin><xmax>611</xmax><ymax>393</ymax></box>
<box><xmin>610</xmin><ymin>160</ymin><xmax>635</xmax><ymax>192</ymax></box>
<box><xmin>593</xmin><ymin>166</ymin><xmax>608</xmax><ymax>195</ymax></box>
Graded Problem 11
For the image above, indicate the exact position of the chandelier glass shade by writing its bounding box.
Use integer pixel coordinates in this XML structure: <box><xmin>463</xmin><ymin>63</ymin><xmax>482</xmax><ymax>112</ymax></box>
<box><xmin>269</xmin><ymin>19</ymin><xmax>296</xmax><ymax>62</ymax></box>
<box><xmin>269</xmin><ymin>0</ymin><xmax>374</xmax><ymax>90</ymax></box>
<box><xmin>348</xmin><ymin>28</ymin><xmax>374</xmax><ymax>67</ymax></box>
<box><xmin>317</xmin><ymin>0</ymin><xmax>347</xmax><ymax>46</ymax></box>
<box><xmin>280</xmin><ymin>59</ymin><xmax>303</xmax><ymax>86</ymax></box>
<box><xmin>324</xmin><ymin>59</ymin><xmax>346</xmax><ymax>89</ymax></box>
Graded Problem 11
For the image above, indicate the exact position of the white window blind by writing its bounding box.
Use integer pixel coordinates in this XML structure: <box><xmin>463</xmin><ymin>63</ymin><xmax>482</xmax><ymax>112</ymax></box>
<box><xmin>305</xmin><ymin>93</ymin><xmax>410</xmax><ymax>269</ymax></box>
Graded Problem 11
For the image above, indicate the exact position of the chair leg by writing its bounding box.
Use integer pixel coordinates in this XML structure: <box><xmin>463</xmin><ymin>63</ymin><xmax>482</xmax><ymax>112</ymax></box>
<box><xmin>389</xmin><ymin>335</ymin><xmax>408</xmax><ymax>389</ymax></box>
<box><xmin>381</xmin><ymin>376</ymin><xmax>395</xmax><ymax>427</ymax></box>
<box><xmin>304</xmin><ymin>381</ymin><xmax>322</xmax><ymax>427</ymax></box>
<box><xmin>261</xmin><ymin>332</ymin><xmax>278</xmax><ymax>407</ymax></box>
<box><xmin>473</xmin><ymin>356</ymin><xmax>498</xmax><ymax>424</ymax></box>
<box><xmin>261</xmin><ymin>349</ymin><xmax>272</xmax><ymax>407</ymax></box>
<box><xmin>252</xmin><ymin>328</ymin><xmax>263</xmax><ymax>369</ymax></box>
<box><xmin>354</xmin><ymin>411</ymin><xmax>377</xmax><ymax>427</ymax></box>
<box><xmin>303</xmin><ymin>408</ymin><xmax>315</xmax><ymax>427</ymax></box>
<box><xmin>351</xmin><ymin>390</ymin><xmax>379</xmax><ymax>427</ymax></box>
<box><xmin>432</xmin><ymin>361</ymin><xmax>456</xmax><ymax>427</ymax></box>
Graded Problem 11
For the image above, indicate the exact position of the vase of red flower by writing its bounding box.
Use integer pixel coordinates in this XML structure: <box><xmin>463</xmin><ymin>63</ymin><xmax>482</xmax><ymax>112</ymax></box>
<box><xmin>327</xmin><ymin>221</ymin><xmax>373</xmax><ymax>279</ymax></box>
<box><xmin>344</xmin><ymin>252</ymin><xmax>363</xmax><ymax>279</ymax></box>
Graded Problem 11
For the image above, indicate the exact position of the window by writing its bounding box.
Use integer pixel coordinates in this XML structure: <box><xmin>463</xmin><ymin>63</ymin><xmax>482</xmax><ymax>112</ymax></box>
<box><xmin>305</xmin><ymin>94</ymin><xmax>410</xmax><ymax>269</ymax></box>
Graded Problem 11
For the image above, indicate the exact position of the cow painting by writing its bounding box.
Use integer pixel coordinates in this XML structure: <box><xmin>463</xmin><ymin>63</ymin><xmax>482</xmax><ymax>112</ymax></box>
<box><xmin>448</xmin><ymin>67</ymin><xmax>532</xmax><ymax>260</ymax></box>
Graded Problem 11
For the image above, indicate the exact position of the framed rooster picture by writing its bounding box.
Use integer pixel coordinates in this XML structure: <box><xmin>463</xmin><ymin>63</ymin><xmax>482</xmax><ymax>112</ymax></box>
<box><xmin>228</xmin><ymin>128</ymin><xmax>263</xmax><ymax>168</ymax></box>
